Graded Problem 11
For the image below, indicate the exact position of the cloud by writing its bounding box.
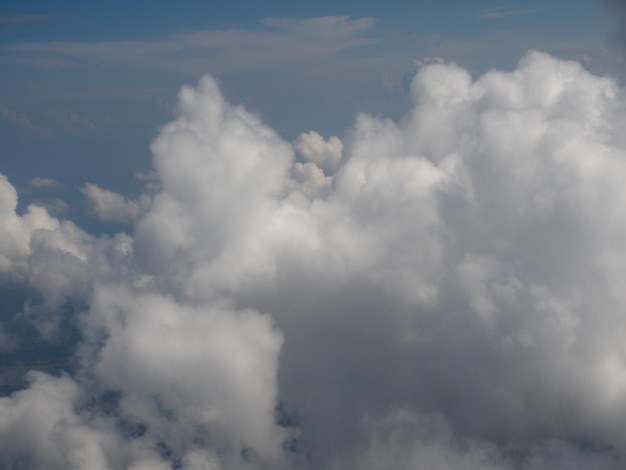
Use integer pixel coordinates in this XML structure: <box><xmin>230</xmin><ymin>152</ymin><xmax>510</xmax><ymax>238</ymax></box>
<box><xmin>81</xmin><ymin>183</ymin><xmax>151</xmax><ymax>223</ymax></box>
<box><xmin>53</xmin><ymin>110</ymin><xmax>97</xmax><ymax>132</ymax></box>
<box><xmin>0</xmin><ymin>173</ymin><xmax>101</xmax><ymax>336</ymax></box>
<box><xmin>0</xmin><ymin>371</ymin><xmax>176</xmax><ymax>469</ymax></box>
<box><xmin>4</xmin><ymin>50</ymin><xmax>626</xmax><ymax>468</ymax></box>
<box><xmin>0</xmin><ymin>327</ymin><xmax>16</xmax><ymax>351</ymax></box>
<box><xmin>0</xmin><ymin>104</ymin><xmax>49</xmax><ymax>136</ymax></box>
<box><xmin>261</xmin><ymin>15</ymin><xmax>375</xmax><ymax>42</ymax></box>
<box><xmin>28</xmin><ymin>177</ymin><xmax>61</xmax><ymax>190</ymax></box>
<box><xmin>2</xmin><ymin>16</ymin><xmax>376</xmax><ymax>75</ymax></box>
<box><xmin>25</xmin><ymin>179</ymin><xmax>68</xmax><ymax>217</ymax></box>
<box><xmin>83</xmin><ymin>285</ymin><xmax>287</xmax><ymax>467</ymax></box>
<box><xmin>332</xmin><ymin>410</ymin><xmax>510</xmax><ymax>470</ymax></box>
<box><xmin>134</xmin><ymin>75</ymin><xmax>294</xmax><ymax>295</ymax></box>
<box><xmin>285</xmin><ymin>162</ymin><xmax>333</xmax><ymax>198</ymax></box>
<box><xmin>413</xmin><ymin>56</ymin><xmax>445</xmax><ymax>67</ymax></box>
<box><xmin>31</xmin><ymin>198</ymin><xmax>70</xmax><ymax>216</ymax></box>
<box><xmin>331</xmin><ymin>410</ymin><xmax>620</xmax><ymax>470</ymax></box>
<box><xmin>0</xmin><ymin>76</ymin><xmax>295</xmax><ymax>468</ymax></box>
<box><xmin>477</xmin><ymin>8</ymin><xmax>546</xmax><ymax>20</ymax></box>
<box><xmin>0</xmin><ymin>173</ymin><xmax>60</xmax><ymax>282</ymax></box>
<box><xmin>0</xmin><ymin>371</ymin><xmax>85</xmax><ymax>468</ymax></box>
<box><xmin>294</xmin><ymin>131</ymin><xmax>342</xmax><ymax>174</ymax></box>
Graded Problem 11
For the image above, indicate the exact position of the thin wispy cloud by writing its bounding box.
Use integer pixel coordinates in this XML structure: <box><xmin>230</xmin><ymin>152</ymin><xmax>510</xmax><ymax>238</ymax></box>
<box><xmin>478</xmin><ymin>7</ymin><xmax>546</xmax><ymax>20</ymax></box>
<box><xmin>28</xmin><ymin>177</ymin><xmax>61</xmax><ymax>191</ymax></box>
<box><xmin>1</xmin><ymin>16</ymin><xmax>376</xmax><ymax>75</ymax></box>
<box><xmin>0</xmin><ymin>104</ymin><xmax>49</xmax><ymax>137</ymax></box>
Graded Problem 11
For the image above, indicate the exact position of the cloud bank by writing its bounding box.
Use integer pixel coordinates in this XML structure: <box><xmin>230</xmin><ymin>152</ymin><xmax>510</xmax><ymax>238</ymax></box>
<box><xmin>2</xmin><ymin>50</ymin><xmax>626</xmax><ymax>468</ymax></box>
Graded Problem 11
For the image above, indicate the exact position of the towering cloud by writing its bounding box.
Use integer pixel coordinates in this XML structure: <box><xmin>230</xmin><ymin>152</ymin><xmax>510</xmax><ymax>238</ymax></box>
<box><xmin>2</xmin><ymin>50</ymin><xmax>626</xmax><ymax>468</ymax></box>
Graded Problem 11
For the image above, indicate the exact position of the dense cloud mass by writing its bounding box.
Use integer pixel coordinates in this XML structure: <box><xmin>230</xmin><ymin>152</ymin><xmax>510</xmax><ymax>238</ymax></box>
<box><xmin>2</xmin><ymin>51</ymin><xmax>626</xmax><ymax>468</ymax></box>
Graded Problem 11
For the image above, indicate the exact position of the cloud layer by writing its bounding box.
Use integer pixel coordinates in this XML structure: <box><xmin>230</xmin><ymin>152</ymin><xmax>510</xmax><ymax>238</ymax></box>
<box><xmin>2</xmin><ymin>50</ymin><xmax>626</xmax><ymax>468</ymax></box>
<box><xmin>1</xmin><ymin>16</ymin><xmax>376</xmax><ymax>75</ymax></box>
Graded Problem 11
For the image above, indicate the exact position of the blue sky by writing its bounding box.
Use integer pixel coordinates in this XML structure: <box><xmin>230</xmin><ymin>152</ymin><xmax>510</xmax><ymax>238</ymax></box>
<box><xmin>0</xmin><ymin>1</ymin><xmax>620</xmax><ymax>230</ymax></box>
<box><xmin>0</xmin><ymin>1</ymin><xmax>607</xmax><ymax>40</ymax></box>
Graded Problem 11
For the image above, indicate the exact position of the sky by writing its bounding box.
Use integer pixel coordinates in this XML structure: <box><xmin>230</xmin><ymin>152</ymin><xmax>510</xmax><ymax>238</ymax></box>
<box><xmin>2</xmin><ymin>1</ymin><xmax>626</xmax><ymax>469</ymax></box>
<box><xmin>0</xmin><ymin>0</ymin><xmax>613</xmax><ymax>200</ymax></box>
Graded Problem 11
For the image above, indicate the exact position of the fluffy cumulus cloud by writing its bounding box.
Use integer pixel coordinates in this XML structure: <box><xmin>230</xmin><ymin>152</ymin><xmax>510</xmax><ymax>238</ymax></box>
<box><xmin>294</xmin><ymin>130</ymin><xmax>342</xmax><ymax>173</ymax></box>
<box><xmin>3</xmin><ymin>50</ymin><xmax>626</xmax><ymax>468</ymax></box>
<box><xmin>81</xmin><ymin>284</ymin><xmax>286</xmax><ymax>469</ymax></box>
<box><xmin>0</xmin><ymin>173</ymin><xmax>125</xmax><ymax>341</ymax></box>
<box><xmin>81</xmin><ymin>183</ymin><xmax>151</xmax><ymax>223</ymax></box>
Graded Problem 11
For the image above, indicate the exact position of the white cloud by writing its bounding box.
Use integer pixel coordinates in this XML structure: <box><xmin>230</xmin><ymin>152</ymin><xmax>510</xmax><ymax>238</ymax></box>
<box><xmin>261</xmin><ymin>15</ymin><xmax>375</xmax><ymax>43</ymax></box>
<box><xmin>84</xmin><ymin>284</ymin><xmax>286</xmax><ymax>466</ymax></box>
<box><xmin>2</xmin><ymin>16</ymin><xmax>376</xmax><ymax>75</ymax></box>
<box><xmin>285</xmin><ymin>161</ymin><xmax>332</xmax><ymax>198</ymax></box>
<box><xmin>0</xmin><ymin>173</ymin><xmax>60</xmax><ymax>282</ymax></box>
<box><xmin>413</xmin><ymin>56</ymin><xmax>445</xmax><ymax>68</ymax></box>
<box><xmin>81</xmin><ymin>183</ymin><xmax>150</xmax><ymax>223</ymax></box>
<box><xmin>0</xmin><ymin>173</ymin><xmax>109</xmax><ymax>336</ymax></box>
<box><xmin>294</xmin><ymin>130</ymin><xmax>342</xmax><ymax>174</ymax></box>
<box><xmin>28</xmin><ymin>177</ymin><xmax>61</xmax><ymax>190</ymax></box>
<box><xmin>477</xmin><ymin>8</ymin><xmax>546</xmax><ymax>20</ymax></box>
<box><xmin>134</xmin><ymin>75</ymin><xmax>294</xmax><ymax>297</ymax></box>
<box><xmin>0</xmin><ymin>371</ymin><xmax>180</xmax><ymax>469</ymax></box>
<box><xmin>32</xmin><ymin>198</ymin><xmax>70</xmax><ymax>216</ymax></box>
<box><xmin>0</xmin><ymin>372</ymin><xmax>84</xmax><ymax>469</ymax></box>
<box><xmin>4</xmin><ymin>50</ymin><xmax>626</xmax><ymax>468</ymax></box>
